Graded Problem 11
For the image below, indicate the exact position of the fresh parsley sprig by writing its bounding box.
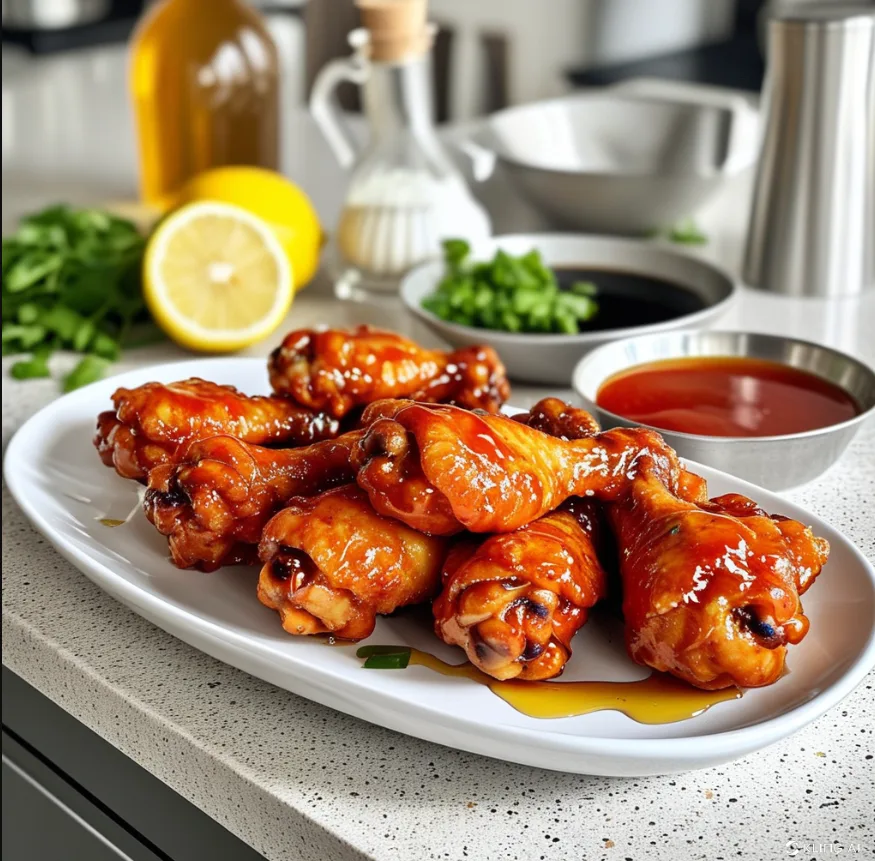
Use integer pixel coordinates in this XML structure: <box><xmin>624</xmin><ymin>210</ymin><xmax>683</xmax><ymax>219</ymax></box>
<box><xmin>2</xmin><ymin>205</ymin><xmax>158</xmax><ymax>390</ymax></box>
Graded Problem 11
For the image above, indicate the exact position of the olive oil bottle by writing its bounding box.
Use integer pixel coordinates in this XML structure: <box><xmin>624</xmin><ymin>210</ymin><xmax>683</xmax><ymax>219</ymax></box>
<box><xmin>130</xmin><ymin>0</ymin><xmax>279</xmax><ymax>210</ymax></box>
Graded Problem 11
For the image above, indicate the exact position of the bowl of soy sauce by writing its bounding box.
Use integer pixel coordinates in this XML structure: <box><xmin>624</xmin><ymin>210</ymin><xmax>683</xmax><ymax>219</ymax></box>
<box><xmin>401</xmin><ymin>233</ymin><xmax>738</xmax><ymax>385</ymax></box>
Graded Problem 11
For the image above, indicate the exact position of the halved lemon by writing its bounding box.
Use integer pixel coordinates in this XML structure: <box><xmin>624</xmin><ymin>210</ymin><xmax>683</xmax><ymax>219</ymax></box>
<box><xmin>175</xmin><ymin>166</ymin><xmax>322</xmax><ymax>291</ymax></box>
<box><xmin>144</xmin><ymin>201</ymin><xmax>294</xmax><ymax>353</ymax></box>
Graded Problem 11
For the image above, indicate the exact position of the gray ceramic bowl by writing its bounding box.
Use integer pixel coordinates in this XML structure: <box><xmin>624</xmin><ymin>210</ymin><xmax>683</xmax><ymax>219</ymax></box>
<box><xmin>572</xmin><ymin>330</ymin><xmax>875</xmax><ymax>490</ymax></box>
<box><xmin>401</xmin><ymin>234</ymin><xmax>738</xmax><ymax>385</ymax></box>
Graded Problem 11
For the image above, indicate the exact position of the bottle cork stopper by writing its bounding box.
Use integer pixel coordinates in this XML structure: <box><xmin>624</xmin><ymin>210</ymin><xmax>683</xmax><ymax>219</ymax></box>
<box><xmin>356</xmin><ymin>0</ymin><xmax>432</xmax><ymax>62</ymax></box>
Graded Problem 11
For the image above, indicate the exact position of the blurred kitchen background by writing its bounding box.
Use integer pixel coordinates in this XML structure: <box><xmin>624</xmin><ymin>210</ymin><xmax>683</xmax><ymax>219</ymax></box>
<box><xmin>1</xmin><ymin>0</ymin><xmax>785</xmax><ymax>231</ymax></box>
<box><xmin>5</xmin><ymin>0</ymin><xmax>873</xmax><ymax>298</ymax></box>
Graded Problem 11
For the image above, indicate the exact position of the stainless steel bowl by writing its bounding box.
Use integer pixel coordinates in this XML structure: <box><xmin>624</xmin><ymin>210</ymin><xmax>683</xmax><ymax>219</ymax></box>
<box><xmin>473</xmin><ymin>90</ymin><xmax>759</xmax><ymax>235</ymax></box>
<box><xmin>571</xmin><ymin>330</ymin><xmax>875</xmax><ymax>490</ymax></box>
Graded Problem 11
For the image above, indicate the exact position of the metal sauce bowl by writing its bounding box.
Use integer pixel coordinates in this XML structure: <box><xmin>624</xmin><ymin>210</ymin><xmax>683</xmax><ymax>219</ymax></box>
<box><xmin>572</xmin><ymin>330</ymin><xmax>875</xmax><ymax>490</ymax></box>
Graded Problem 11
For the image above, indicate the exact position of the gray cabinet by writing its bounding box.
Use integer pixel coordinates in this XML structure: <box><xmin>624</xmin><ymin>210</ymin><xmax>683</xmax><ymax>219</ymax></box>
<box><xmin>3</xmin><ymin>733</ymin><xmax>161</xmax><ymax>861</ymax></box>
<box><xmin>2</xmin><ymin>668</ymin><xmax>267</xmax><ymax>861</ymax></box>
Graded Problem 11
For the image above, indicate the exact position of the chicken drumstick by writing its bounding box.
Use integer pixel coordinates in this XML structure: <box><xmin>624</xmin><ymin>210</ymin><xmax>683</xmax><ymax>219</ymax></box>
<box><xmin>357</xmin><ymin>402</ymin><xmax>682</xmax><ymax>535</ymax></box>
<box><xmin>96</xmin><ymin>378</ymin><xmax>339</xmax><ymax>481</ymax></box>
<box><xmin>144</xmin><ymin>399</ymin><xmax>411</xmax><ymax>570</ymax></box>
<box><xmin>433</xmin><ymin>398</ymin><xmax>609</xmax><ymax>680</ymax></box>
<box><xmin>268</xmin><ymin>325</ymin><xmax>510</xmax><ymax>418</ymax></box>
<box><xmin>609</xmin><ymin>463</ymin><xmax>829</xmax><ymax>690</ymax></box>
<box><xmin>258</xmin><ymin>485</ymin><xmax>448</xmax><ymax>640</ymax></box>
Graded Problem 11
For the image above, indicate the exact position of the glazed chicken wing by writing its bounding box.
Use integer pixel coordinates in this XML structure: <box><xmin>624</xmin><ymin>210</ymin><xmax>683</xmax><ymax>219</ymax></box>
<box><xmin>95</xmin><ymin>378</ymin><xmax>340</xmax><ymax>481</ymax></box>
<box><xmin>609</xmin><ymin>465</ymin><xmax>829</xmax><ymax>690</ymax></box>
<box><xmin>434</xmin><ymin>499</ymin><xmax>608</xmax><ymax>681</ymax></box>
<box><xmin>258</xmin><ymin>485</ymin><xmax>448</xmax><ymax>639</ymax></box>
<box><xmin>145</xmin><ymin>434</ymin><xmax>359</xmax><ymax>570</ymax></box>
<box><xmin>512</xmin><ymin>396</ymin><xmax>601</xmax><ymax>440</ymax></box>
<box><xmin>268</xmin><ymin>325</ymin><xmax>510</xmax><ymax>418</ymax></box>
<box><xmin>144</xmin><ymin>399</ymin><xmax>410</xmax><ymax>571</ymax></box>
<box><xmin>434</xmin><ymin>398</ymin><xmax>609</xmax><ymax>680</ymax></box>
<box><xmin>357</xmin><ymin>402</ymin><xmax>681</xmax><ymax>535</ymax></box>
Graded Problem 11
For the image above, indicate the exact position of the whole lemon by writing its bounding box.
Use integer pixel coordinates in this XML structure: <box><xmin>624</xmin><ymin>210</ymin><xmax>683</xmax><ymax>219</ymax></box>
<box><xmin>176</xmin><ymin>166</ymin><xmax>322</xmax><ymax>291</ymax></box>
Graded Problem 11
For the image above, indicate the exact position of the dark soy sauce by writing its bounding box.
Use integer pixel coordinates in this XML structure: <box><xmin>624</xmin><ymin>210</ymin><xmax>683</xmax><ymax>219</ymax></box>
<box><xmin>554</xmin><ymin>267</ymin><xmax>706</xmax><ymax>331</ymax></box>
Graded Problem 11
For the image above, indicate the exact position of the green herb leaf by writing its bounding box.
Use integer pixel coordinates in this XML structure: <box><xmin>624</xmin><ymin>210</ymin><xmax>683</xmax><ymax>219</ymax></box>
<box><xmin>5</xmin><ymin>255</ymin><xmax>63</xmax><ymax>292</ymax></box>
<box><xmin>72</xmin><ymin>318</ymin><xmax>96</xmax><ymax>352</ymax></box>
<box><xmin>10</xmin><ymin>345</ymin><xmax>53</xmax><ymax>380</ymax></box>
<box><xmin>421</xmin><ymin>240</ymin><xmax>600</xmax><ymax>335</ymax></box>
<box><xmin>11</xmin><ymin>359</ymin><xmax>51</xmax><ymax>380</ymax></box>
<box><xmin>16</xmin><ymin>303</ymin><xmax>40</xmax><ymax>324</ymax></box>
<box><xmin>90</xmin><ymin>331</ymin><xmax>121</xmax><ymax>360</ymax></box>
<box><xmin>2</xmin><ymin>204</ymin><xmax>149</xmax><ymax>389</ymax></box>
<box><xmin>2</xmin><ymin>323</ymin><xmax>48</xmax><ymax>350</ymax></box>
<box><xmin>667</xmin><ymin>219</ymin><xmax>708</xmax><ymax>246</ymax></box>
<box><xmin>62</xmin><ymin>354</ymin><xmax>109</xmax><ymax>392</ymax></box>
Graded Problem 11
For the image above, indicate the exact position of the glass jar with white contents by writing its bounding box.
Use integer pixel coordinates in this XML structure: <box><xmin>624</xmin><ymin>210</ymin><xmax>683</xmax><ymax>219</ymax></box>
<box><xmin>311</xmin><ymin>0</ymin><xmax>491</xmax><ymax>299</ymax></box>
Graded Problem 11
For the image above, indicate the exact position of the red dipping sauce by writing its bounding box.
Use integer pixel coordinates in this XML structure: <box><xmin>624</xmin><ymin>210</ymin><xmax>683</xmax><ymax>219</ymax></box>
<box><xmin>596</xmin><ymin>356</ymin><xmax>859</xmax><ymax>438</ymax></box>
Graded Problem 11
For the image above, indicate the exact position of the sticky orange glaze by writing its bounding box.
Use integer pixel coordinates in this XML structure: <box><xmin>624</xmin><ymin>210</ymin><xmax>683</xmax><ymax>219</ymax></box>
<box><xmin>597</xmin><ymin>356</ymin><xmax>858</xmax><ymax>437</ymax></box>
<box><xmin>363</xmin><ymin>648</ymin><xmax>741</xmax><ymax>723</ymax></box>
<box><xmin>94</xmin><ymin>378</ymin><xmax>341</xmax><ymax>481</ymax></box>
<box><xmin>608</xmin><ymin>471</ymin><xmax>829</xmax><ymax>690</ymax></box>
<box><xmin>258</xmin><ymin>486</ymin><xmax>448</xmax><ymax>640</ymax></box>
<box><xmin>433</xmin><ymin>502</ymin><xmax>608</xmax><ymax>681</ymax></box>
<box><xmin>355</xmin><ymin>403</ymin><xmax>685</xmax><ymax>535</ymax></box>
<box><xmin>268</xmin><ymin>325</ymin><xmax>510</xmax><ymax>418</ymax></box>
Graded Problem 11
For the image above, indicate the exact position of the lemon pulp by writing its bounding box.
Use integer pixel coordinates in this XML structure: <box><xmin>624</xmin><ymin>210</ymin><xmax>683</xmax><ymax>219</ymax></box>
<box><xmin>144</xmin><ymin>201</ymin><xmax>293</xmax><ymax>353</ymax></box>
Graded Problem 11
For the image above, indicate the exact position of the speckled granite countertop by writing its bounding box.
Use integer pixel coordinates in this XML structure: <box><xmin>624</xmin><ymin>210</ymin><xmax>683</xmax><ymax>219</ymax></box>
<box><xmin>4</xmin><ymin>281</ymin><xmax>874</xmax><ymax>861</ymax></box>
<box><xmin>3</xmin><ymin>60</ymin><xmax>874</xmax><ymax>859</ymax></box>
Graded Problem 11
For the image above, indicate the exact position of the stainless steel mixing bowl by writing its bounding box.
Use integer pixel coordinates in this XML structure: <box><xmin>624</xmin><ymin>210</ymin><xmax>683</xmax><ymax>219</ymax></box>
<box><xmin>572</xmin><ymin>330</ymin><xmax>875</xmax><ymax>490</ymax></box>
<box><xmin>474</xmin><ymin>91</ymin><xmax>759</xmax><ymax>235</ymax></box>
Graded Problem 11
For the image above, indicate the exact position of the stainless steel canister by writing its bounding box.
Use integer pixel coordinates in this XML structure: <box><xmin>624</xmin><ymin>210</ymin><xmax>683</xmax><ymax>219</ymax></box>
<box><xmin>744</xmin><ymin>3</ymin><xmax>875</xmax><ymax>297</ymax></box>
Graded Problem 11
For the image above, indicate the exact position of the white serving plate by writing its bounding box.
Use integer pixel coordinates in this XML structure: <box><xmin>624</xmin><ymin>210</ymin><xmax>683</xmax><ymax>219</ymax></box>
<box><xmin>5</xmin><ymin>358</ymin><xmax>875</xmax><ymax>777</ymax></box>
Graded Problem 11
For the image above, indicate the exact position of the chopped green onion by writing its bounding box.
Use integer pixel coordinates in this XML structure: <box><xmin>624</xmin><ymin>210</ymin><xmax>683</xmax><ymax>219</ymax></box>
<box><xmin>570</xmin><ymin>280</ymin><xmax>597</xmax><ymax>297</ymax></box>
<box><xmin>357</xmin><ymin>645</ymin><xmax>413</xmax><ymax>669</ymax></box>
<box><xmin>356</xmin><ymin>645</ymin><xmax>412</xmax><ymax>658</ymax></box>
<box><xmin>668</xmin><ymin>219</ymin><xmax>708</xmax><ymax>246</ymax></box>
<box><xmin>421</xmin><ymin>240</ymin><xmax>600</xmax><ymax>335</ymax></box>
<box><xmin>362</xmin><ymin>652</ymin><xmax>411</xmax><ymax>670</ymax></box>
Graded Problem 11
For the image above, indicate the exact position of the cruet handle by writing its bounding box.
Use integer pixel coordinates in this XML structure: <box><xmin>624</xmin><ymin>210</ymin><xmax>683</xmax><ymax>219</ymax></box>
<box><xmin>455</xmin><ymin>139</ymin><xmax>498</xmax><ymax>183</ymax></box>
<box><xmin>309</xmin><ymin>55</ymin><xmax>370</xmax><ymax>169</ymax></box>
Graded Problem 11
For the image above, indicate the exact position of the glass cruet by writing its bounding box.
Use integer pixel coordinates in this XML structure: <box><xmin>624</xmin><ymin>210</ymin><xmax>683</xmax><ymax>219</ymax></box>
<box><xmin>310</xmin><ymin>0</ymin><xmax>491</xmax><ymax>298</ymax></box>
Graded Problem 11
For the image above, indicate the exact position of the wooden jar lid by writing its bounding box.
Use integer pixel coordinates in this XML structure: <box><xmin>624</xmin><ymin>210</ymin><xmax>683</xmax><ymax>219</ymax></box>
<box><xmin>356</xmin><ymin>0</ymin><xmax>432</xmax><ymax>62</ymax></box>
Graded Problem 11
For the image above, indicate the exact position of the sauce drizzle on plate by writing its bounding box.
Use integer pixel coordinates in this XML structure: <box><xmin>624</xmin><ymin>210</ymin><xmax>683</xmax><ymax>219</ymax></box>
<box><xmin>358</xmin><ymin>646</ymin><xmax>741</xmax><ymax>724</ymax></box>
